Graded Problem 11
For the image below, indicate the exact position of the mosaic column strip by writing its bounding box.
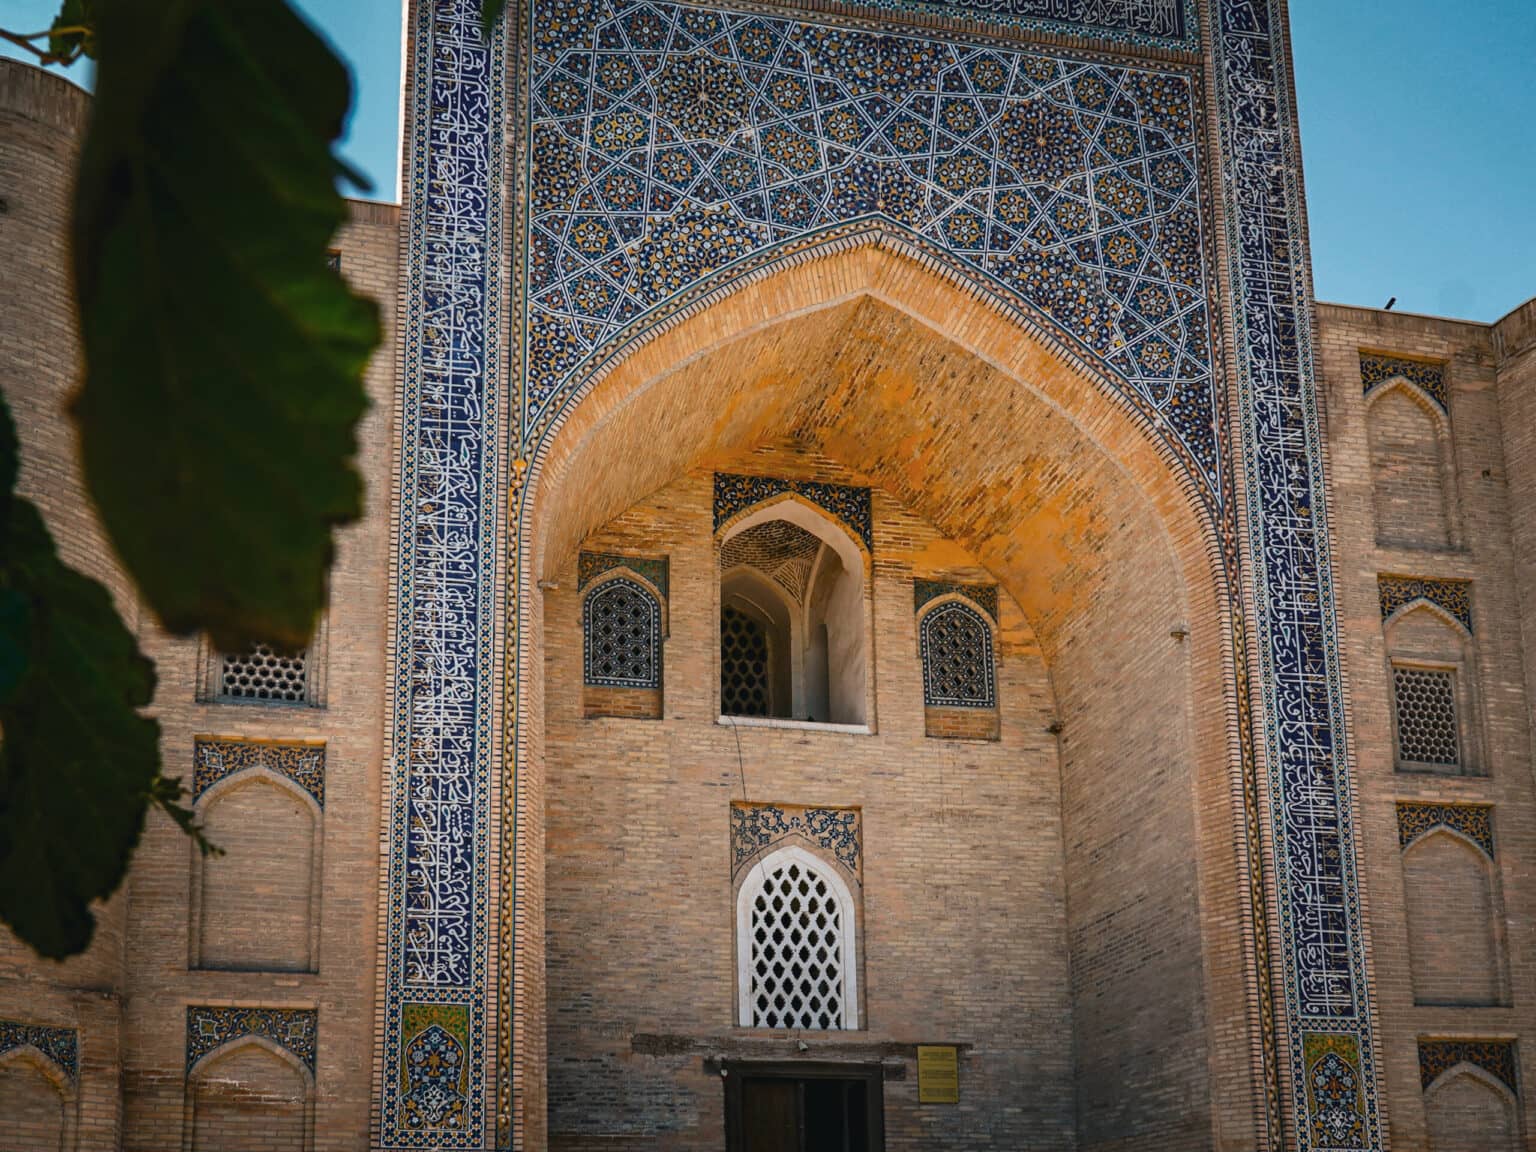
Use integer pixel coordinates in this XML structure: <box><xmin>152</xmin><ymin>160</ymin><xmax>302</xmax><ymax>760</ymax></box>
<box><xmin>1213</xmin><ymin>0</ymin><xmax>1384</xmax><ymax>1145</ymax></box>
<box><xmin>381</xmin><ymin>0</ymin><xmax>506</xmax><ymax>1144</ymax></box>
<box><xmin>0</xmin><ymin>1020</ymin><xmax>78</xmax><ymax>1083</ymax></box>
<box><xmin>1378</xmin><ymin>574</ymin><xmax>1473</xmax><ymax>634</ymax></box>
<box><xmin>1396</xmin><ymin>802</ymin><xmax>1494</xmax><ymax>859</ymax></box>
<box><xmin>186</xmin><ymin>1006</ymin><xmax>317</xmax><ymax>1074</ymax></box>
<box><xmin>1418</xmin><ymin>1038</ymin><xmax>1518</xmax><ymax>1095</ymax></box>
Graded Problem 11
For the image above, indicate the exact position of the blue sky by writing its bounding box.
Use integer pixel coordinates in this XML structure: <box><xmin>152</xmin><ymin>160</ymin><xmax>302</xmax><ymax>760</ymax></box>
<box><xmin>4</xmin><ymin>0</ymin><xmax>1532</xmax><ymax>321</ymax></box>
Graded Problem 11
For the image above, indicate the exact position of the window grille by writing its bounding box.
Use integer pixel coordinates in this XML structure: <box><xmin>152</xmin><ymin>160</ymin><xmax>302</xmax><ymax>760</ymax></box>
<box><xmin>1393</xmin><ymin>665</ymin><xmax>1460</xmax><ymax>768</ymax></box>
<box><xmin>745</xmin><ymin>856</ymin><xmax>851</xmax><ymax>1030</ymax></box>
<box><xmin>919</xmin><ymin>600</ymin><xmax>996</xmax><ymax>709</ymax></box>
<box><xmin>218</xmin><ymin>642</ymin><xmax>312</xmax><ymax>704</ymax></box>
<box><xmin>720</xmin><ymin>605</ymin><xmax>770</xmax><ymax>716</ymax></box>
<box><xmin>583</xmin><ymin>577</ymin><xmax>661</xmax><ymax>688</ymax></box>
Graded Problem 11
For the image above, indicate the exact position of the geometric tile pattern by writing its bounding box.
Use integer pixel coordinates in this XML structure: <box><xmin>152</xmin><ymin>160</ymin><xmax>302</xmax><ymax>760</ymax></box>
<box><xmin>913</xmin><ymin>578</ymin><xmax>998</xmax><ymax>621</ymax></box>
<box><xmin>715</xmin><ymin>473</ymin><xmax>873</xmax><ymax>552</ymax></box>
<box><xmin>1379</xmin><ymin>574</ymin><xmax>1473</xmax><ymax>634</ymax></box>
<box><xmin>578</xmin><ymin>550</ymin><xmax>669</xmax><ymax>600</ymax></box>
<box><xmin>1418</xmin><ymin>1038</ymin><xmax>1518</xmax><ymax>1096</ymax></box>
<box><xmin>192</xmin><ymin>737</ymin><xmax>326</xmax><ymax>807</ymax></box>
<box><xmin>849</xmin><ymin>0</ymin><xmax>1195</xmax><ymax>50</ymax></box>
<box><xmin>0</xmin><ymin>1019</ymin><xmax>78</xmax><ymax>1083</ymax></box>
<box><xmin>581</xmin><ymin>576</ymin><xmax>662</xmax><ymax>688</ymax></box>
<box><xmin>529</xmin><ymin>7</ymin><xmax>1222</xmax><ymax>504</ymax></box>
<box><xmin>1360</xmin><ymin>353</ymin><xmax>1447</xmax><ymax>414</ymax></box>
<box><xmin>399</xmin><ymin>1004</ymin><xmax>471</xmax><ymax>1133</ymax></box>
<box><xmin>1302</xmin><ymin>1032</ymin><xmax>1367</xmax><ymax>1150</ymax></box>
<box><xmin>1397</xmin><ymin>802</ymin><xmax>1494</xmax><ymax>859</ymax></box>
<box><xmin>919</xmin><ymin>598</ymin><xmax>998</xmax><ymax>709</ymax></box>
<box><xmin>1212</xmin><ymin>0</ymin><xmax>1383</xmax><ymax>1142</ymax></box>
<box><xmin>731</xmin><ymin>801</ymin><xmax>862</xmax><ymax>882</ymax></box>
<box><xmin>185</xmin><ymin>1006</ymin><xmax>318</xmax><ymax>1075</ymax></box>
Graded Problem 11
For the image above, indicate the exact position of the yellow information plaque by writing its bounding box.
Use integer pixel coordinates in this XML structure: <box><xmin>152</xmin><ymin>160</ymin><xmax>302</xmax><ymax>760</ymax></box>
<box><xmin>917</xmin><ymin>1045</ymin><xmax>959</xmax><ymax>1104</ymax></box>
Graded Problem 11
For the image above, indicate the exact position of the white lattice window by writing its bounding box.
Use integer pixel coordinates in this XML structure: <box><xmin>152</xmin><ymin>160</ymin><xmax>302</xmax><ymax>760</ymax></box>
<box><xmin>218</xmin><ymin>641</ymin><xmax>313</xmax><ymax>705</ymax></box>
<box><xmin>583</xmin><ymin>577</ymin><xmax>661</xmax><ymax>688</ymax></box>
<box><xmin>1393</xmin><ymin>664</ymin><xmax>1460</xmax><ymax>768</ymax></box>
<box><xmin>736</xmin><ymin>845</ymin><xmax>858</xmax><ymax>1030</ymax></box>
<box><xmin>919</xmin><ymin>600</ymin><xmax>996</xmax><ymax>709</ymax></box>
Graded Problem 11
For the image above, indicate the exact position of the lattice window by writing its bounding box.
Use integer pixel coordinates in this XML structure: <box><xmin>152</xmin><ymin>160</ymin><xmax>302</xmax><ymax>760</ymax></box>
<box><xmin>1393</xmin><ymin>665</ymin><xmax>1460</xmax><ymax>768</ymax></box>
<box><xmin>721</xmin><ymin>605</ymin><xmax>770</xmax><ymax>716</ymax></box>
<box><xmin>583</xmin><ymin>578</ymin><xmax>661</xmax><ymax>688</ymax></box>
<box><xmin>919</xmin><ymin>600</ymin><xmax>996</xmax><ymax>709</ymax></box>
<box><xmin>219</xmin><ymin>642</ymin><xmax>312</xmax><ymax>704</ymax></box>
<box><xmin>740</xmin><ymin>851</ymin><xmax>856</xmax><ymax>1030</ymax></box>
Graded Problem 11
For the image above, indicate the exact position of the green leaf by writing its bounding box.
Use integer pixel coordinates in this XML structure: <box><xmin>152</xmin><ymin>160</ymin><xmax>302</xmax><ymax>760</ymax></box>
<box><xmin>0</xmin><ymin>495</ymin><xmax>163</xmax><ymax>958</ymax></box>
<box><xmin>48</xmin><ymin>0</ymin><xmax>97</xmax><ymax>62</ymax></box>
<box><xmin>70</xmin><ymin>0</ymin><xmax>380</xmax><ymax>652</ymax></box>
<box><xmin>482</xmin><ymin>0</ymin><xmax>508</xmax><ymax>32</ymax></box>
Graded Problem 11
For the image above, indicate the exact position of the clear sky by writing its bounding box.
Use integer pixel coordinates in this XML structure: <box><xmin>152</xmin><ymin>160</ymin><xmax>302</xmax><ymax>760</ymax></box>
<box><xmin>3</xmin><ymin>0</ymin><xmax>1532</xmax><ymax>321</ymax></box>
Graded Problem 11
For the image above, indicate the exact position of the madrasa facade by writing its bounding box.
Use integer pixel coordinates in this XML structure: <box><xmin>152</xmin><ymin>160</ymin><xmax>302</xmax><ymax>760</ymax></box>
<box><xmin>3</xmin><ymin>0</ymin><xmax>1536</xmax><ymax>1146</ymax></box>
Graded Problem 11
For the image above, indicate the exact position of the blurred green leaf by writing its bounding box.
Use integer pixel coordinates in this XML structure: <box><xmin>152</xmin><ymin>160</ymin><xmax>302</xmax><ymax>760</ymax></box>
<box><xmin>71</xmin><ymin>0</ymin><xmax>380</xmax><ymax>653</ymax></box>
<box><xmin>482</xmin><ymin>0</ymin><xmax>508</xmax><ymax>33</ymax></box>
<box><xmin>0</xmin><ymin>479</ymin><xmax>162</xmax><ymax>959</ymax></box>
<box><xmin>48</xmin><ymin>0</ymin><xmax>97</xmax><ymax>62</ymax></box>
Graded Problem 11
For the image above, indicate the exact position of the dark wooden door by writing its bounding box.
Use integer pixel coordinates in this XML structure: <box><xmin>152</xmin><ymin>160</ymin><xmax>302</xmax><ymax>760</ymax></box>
<box><xmin>727</xmin><ymin>1063</ymin><xmax>883</xmax><ymax>1152</ymax></box>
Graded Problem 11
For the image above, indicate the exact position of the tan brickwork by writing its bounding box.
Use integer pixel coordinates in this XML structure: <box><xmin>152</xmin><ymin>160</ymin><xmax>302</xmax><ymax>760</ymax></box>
<box><xmin>0</xmin><ymin>1051</ymin><xmax>74</xmax><ymax>1151</ymax></box>
<box><xmin>582</xmin><ymin>685</ymin><xmax>664</xmax><ymax>720</ymax></box>
<box><xmin>186</xmin><ymin>1044</ymin><xmax>310</xmax><ymax>1152</ymax></box>
<box><xmin>1422</xmin><ymin>1071</ymin><xmax>1520</xmax><ymax>1152</ymax></box>
<box><xmin>922</xmin><ymin>706</ymin><xmax>1000</xmax><ymax>741</ymax></box>
<box><xmin>1317</xmin><ymin>300</ymin><xmax>1536</xmax><ymax>1150</ymax></box>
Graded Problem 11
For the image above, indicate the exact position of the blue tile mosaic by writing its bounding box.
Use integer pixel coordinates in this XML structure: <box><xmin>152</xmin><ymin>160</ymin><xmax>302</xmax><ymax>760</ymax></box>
<box><xmin>1418</xmin><ymin>1038</ymin><xmax>1518</xmax><ymax>1096</ymax></box>
<box><xmin>0</xmin><ymin>1019</ymin><xmax>77</xmax><ymax>1083</ymax></box>
<box><xmin>838</xmin><ymin>0</ymin><xmax>1196</xmax><ymax>49</ymax></box>
<box><xmin>577</xmin><ymin>551</ymin><xmax>669</xmax><ymax>599</ymax></box>
<box><xmin>523</xmin><ymin>11</ymin><xmax>1223</xmax><ymax>507</ymax></box>
<box><xmin>1378</xmin><ymin>574</ymin><xmax>1472</xmax><ymax>635</ymax></box>
<box><xmin>913</xmin><ymin>578</ymin><xmax>998</xmax><ymax>621</ymax></box>
<box><xmin>1360</xmin><ymin>353</ymin><xmax>1447</xmax><ymax>414</ymax></box>
<box><xmin>582</xmin><ymin>576</ymin><xmax>663</xmax><ymax>688</ymax></box>
<box><xmin>1213</xmin><ymin>0</ymin><xmax>1381</xmax><ymax>1143</ymax></box>
<box><xmin>731</xmin><ymin>802</ymin><xmax>862</xmax><ymax>880</ymax></box>
<box><xmin>193</xmin><ymin>737</ymin><xmax>326</xmax><ymax>807</ymax></box>
<box><xmin>1396</xmin><ymin>801</ymin><xmax>1494</xmax><ymax>860</ymax></box>
<box><xmin>185</xmin><ymin>1006</ymin><xmax>317</xmax><ymax>1075</ymax></box>
<box><xmin>714</xmin><ymin>473</ymin><xmax>873</xmax><ymax>552</ymax></box>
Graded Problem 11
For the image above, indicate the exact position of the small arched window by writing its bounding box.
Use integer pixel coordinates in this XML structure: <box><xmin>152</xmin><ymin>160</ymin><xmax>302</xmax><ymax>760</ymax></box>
<box><xmin>583</xmin><ymin>577</ymin><xmax>662</xmax><ymax>689</ymax></box>
<box><xmin>736</xmin><ymin>846</ymin><xmax>859</xmax><ymax>1030</ymax></box>
<box><xmin>919</xmin><ymin>600</ymin><xmax>996</xmax><ymax>710</ymax></box>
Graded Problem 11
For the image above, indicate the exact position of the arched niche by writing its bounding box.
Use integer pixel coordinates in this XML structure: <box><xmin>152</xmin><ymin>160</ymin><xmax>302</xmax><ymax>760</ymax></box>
<box><xmin>1384</xmin><ymin>603</ymin><xmax>1482</xmax><ymax>775</ymax></box>
<box><xmin>190</xmin><ymin>770</ymin><xmax>321</xmax><ymax>973</ymax></box>
<box><xmin>521</xmin><ymin>243</ymin><xmax>1252</xmax><ymax>1151</ymax></box>
<box><xmin>185</xmin><ymin>1039</ymin><xmax>313</xmax><ymax>1152</ymax></box>
<box><xmin>1402</xmin><ymin>829</ymin><xmax>1506</xmax><ymax>1006</ymax></box>
<box><xmin>718</xmin><ymin>498</ymin><xmax>870</xmax><ymax>725</ymax></box>
<box><xmin>1365</xmin><ymin>380</ymin><xmax>1459</xmax><ymax>550</ymax></box>
<box><xmin>1423</xmin><ymin>1065</ymin><xmax>1520</xmax><ymax>1152</ymax></box>
<box><xmin>0</xmin><ymin>1046</ymin><xmax>73</xmax><ymax>1152</ymax></box>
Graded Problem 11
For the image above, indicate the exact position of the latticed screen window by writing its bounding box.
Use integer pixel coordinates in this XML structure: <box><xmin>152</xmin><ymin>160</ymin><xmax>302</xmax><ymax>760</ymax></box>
<box><xmin>1393</xmin><ymin>665</ymin><xmax>1460</xmax><ymax>768</ymax></box>
<box><xmin>742</xmin><ymin>852</ymin><xmax>855</xmax><ymax>1030</ymax></box>
<box><xmin>919</xmin><ymin>601</ymin><xmax>996</xmax><ymax>709</ymax></box>
<box><xmin>219</xmin><ymin>642</ymin><xmax>311</xmax><ymax>704</ymax></box>
<box><xmin>583</xmin><ymin>578</ymin><xmax>661</xmax><ymax>688</ymax></box>
<box><xmin>721</xmin><ymin>606</ymin><xmax>770</xmax><ymax>716</ymax></box>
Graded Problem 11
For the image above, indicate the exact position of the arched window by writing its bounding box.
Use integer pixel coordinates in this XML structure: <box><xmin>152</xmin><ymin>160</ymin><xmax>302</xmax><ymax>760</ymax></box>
<box><xmin>736</xmin><ymin>846</ymin><xmax>858</xmax><ymax>1030</ymax></box>
<box><xmin>583</xmin><ymin>577</ymin><xmax>661</xmax><ymax>689</ymax></box>
<box><xmin>718</xmin><ymin>501</ymin><xmax>869</xmax><ymax>725</ymax></box>
<box><xmin>1384</xmin><ymin>601</ymin><xmax>1480</xmax><ymax>775</ymax></box>
<box><xmin>920</xmin><ymin>600</ymin><xmax>996</xmax><ymax>709</ymax></box>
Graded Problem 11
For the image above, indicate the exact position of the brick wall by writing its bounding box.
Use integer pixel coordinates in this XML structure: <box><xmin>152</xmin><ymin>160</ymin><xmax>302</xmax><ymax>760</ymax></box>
<box><xmin>1317</xmin><ymin>301</ymin><xmax>1536</xmax><ymax>1149</ymax></box>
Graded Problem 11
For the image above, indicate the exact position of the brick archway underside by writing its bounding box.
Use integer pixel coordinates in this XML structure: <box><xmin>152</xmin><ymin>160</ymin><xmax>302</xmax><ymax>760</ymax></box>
<box><xmin>512</xmin><ymin>246</ymin><xmax>1265</xmax><ymax>1149</ymax></box>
